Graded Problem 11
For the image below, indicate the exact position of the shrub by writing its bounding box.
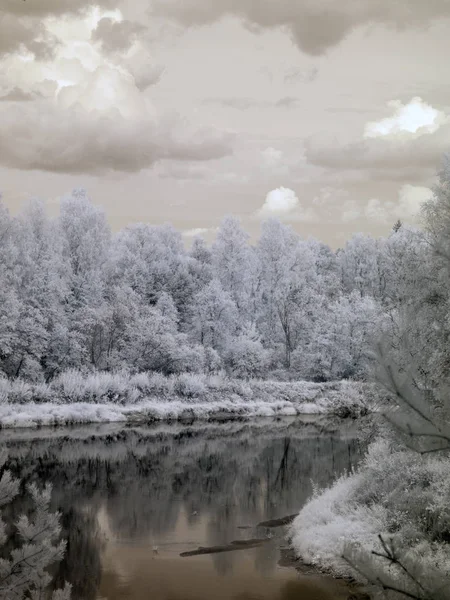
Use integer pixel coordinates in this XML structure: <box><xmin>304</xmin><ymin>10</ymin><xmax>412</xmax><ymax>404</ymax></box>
<box><xmin>173</xmin><ymin>373</ymin><xmax>207</xmax><ymax>398</ymax></box>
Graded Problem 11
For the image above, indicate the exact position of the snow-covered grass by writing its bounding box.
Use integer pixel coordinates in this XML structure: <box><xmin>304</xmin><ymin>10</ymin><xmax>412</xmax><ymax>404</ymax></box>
<box><xmin>290</xmin><ymin>439</ymin><xmax>450</xmax><ymax>592</ymax></box>
<box><xmin>0</xmin><ymin>370</ymin><xmax>381</xmax><ymax>428</ymax></box>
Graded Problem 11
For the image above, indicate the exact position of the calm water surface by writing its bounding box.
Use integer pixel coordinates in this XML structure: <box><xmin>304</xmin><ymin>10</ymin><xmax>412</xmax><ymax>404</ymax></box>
<box><xmin>1</xmin><ymin>416</ymin><xmax>370</xmax><ymax>600</ymax></box>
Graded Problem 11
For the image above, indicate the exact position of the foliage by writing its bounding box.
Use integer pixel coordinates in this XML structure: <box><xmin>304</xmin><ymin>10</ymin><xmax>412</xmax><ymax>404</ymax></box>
<box><xmin>0</xmin><ymin>189</ymin><xmax>401</xmax><ymax>383</ymax></box>
<box><xmin>0</xmin><ymin>452</ymin><xmax>70</xmax><ymax>600</ymax></box>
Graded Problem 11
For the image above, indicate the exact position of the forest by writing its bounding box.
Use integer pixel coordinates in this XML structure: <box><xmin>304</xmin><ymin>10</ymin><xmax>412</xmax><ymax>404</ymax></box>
<box><xmin>0</xmin><ymin>184</ymin><xmax>432</xmax><ymax>387</ymax></box>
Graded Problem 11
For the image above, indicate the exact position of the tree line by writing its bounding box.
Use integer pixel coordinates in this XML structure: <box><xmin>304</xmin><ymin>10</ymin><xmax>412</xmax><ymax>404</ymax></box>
<box><xmin>0</xmin><ymin>186</ymin><xmax>440</xmax><ymax>384</ymax></box>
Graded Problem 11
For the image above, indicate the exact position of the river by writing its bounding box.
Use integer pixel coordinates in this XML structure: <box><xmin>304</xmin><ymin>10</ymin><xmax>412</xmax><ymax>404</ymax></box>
<box><xmin>0</xmin><ymin>416</ymin><xmax>371</xmax><ymax>600</ymax></box>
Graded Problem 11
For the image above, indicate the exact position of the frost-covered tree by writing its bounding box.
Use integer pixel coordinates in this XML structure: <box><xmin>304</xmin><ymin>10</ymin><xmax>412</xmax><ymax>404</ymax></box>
<box><xmin>257</xmin><ymin>220</ymin><xmax>321</xmax><ymax>368</ymax></box>
<box><xmin>187</xmin><ymin>279</ymin><xmax>238</xmax><ymax>351</ymax></box>
<box><xmin>212</xmin><ymin>216</ymin><xmax>258</xmax><ymax>325</ymax></box>
<box><xmin>339</xmin><ymin>233</ymin><xmax>382</xmax><ymax>299</ymax></box>
<box><xmin>0</xmin><ymin>185</ymin><xmax>437</xmax><ymax>384</ymax></box>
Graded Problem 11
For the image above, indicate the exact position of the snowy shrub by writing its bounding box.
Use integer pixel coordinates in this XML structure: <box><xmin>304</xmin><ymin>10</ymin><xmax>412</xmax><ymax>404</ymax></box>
<box><xmin>143</xmin><ymin>372</ymin><xmax>175</xmax><ymax>396</ymax></box>
<box><xmin>224</xmin><ymin>337</ymin><xmax>269</xmax><ymax>379</ymax></box>
<box><xmin>204</xmin><ymin>374</ymin><xmax>225</xmax><ymax>390</ymax></box>
<box><xmin>323</xmin><ymin>381</ymin><xmax>370</xmax><ymax>418</ymax></box>
<box><xmin>173</xmin><ymin>373</ymin><xmax>207</xmax><ymax>398</ymax></box>
<box><xmin>0</xmin><ymin>379</ymin><xmax>34</xmax><ymax>405</ymax></box>
<box><xmin>128</xmin><ymin>372</ymin><xmax>151</xmax><ymax>391</ymax></box>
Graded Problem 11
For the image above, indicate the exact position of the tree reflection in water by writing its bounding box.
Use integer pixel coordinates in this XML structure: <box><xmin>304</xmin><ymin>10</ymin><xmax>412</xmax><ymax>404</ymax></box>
<box><xmin>0</xmin><ymin>417</ymin><xmax>371</xmax><ymax>599</ymax></box>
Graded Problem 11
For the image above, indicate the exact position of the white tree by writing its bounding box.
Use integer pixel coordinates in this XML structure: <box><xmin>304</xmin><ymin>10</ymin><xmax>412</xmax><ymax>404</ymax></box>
<box><xmin>212</xmin><ymin>216</ymin><xmax>258</xmax><ymax>325</ymax></box>
<box><xmin>187</xmin><ymin>279</ymin><xmax>238</xmax><ymax>351</ymax></box>
<box><xmin>257</xmin><ymin>219</ymin><xmax>320</xmax><ymax>368</ymax></box>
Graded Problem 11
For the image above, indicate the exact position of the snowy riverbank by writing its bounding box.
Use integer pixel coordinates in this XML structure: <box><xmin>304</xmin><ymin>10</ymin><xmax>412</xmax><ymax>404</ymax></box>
<box><xmin>289</xmin><ymin>439</ymin><xmax>450</xmax><ymax>595</ymax></box>
<box><xmin>0</xmin><ymin>371</ymin><xmax>382</xmax><ymax>428</ymax></box>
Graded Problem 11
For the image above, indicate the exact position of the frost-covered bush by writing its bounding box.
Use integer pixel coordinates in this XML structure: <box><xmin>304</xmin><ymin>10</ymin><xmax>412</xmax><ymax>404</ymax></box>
<box><xmin>172</xmin><ymin>373</ymin><xmax>207</xmax><ymax>398</ymax></box>
<box><xmin>290</xmin><ymin>439</ymin><xmax>450</xmax><ymax>598</ymax></box>
<box><xmin>0</xmin><ymin>378</ymin><xmax>34</xmax><ymax>405</ymax></box>
<box><xmin>323</xmin><ymin>380</ymin><xmax>371</xmax><ymax>418</ymax></box>
<box><xmin>0</xmin><ymin>451</ymin><xmax>70</xmax><ymax>599</ymax></box>
<box><xmin>224</xmin><ymin>337</ymin><xmax>269</xmax><ymax>379</ymax></box>
<box><xmin>52</xmin><ymin>370</ymin><xmax>131</xmax><ymax>404</ymax></box>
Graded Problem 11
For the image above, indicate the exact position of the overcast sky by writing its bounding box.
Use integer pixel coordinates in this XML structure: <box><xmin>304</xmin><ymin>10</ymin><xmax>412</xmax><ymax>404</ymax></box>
<box><xmin>1</xmin><ymin>0</ymin><xmax>449</xmax><ymax>246</ymax></box>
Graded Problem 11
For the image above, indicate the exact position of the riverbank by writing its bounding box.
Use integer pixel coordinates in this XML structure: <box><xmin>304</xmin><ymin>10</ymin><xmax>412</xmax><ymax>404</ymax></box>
<box><xmin>0</xmin><ymin>371</ymin><xmax>382</xmax><ymax>428</ymax></box>
<box><xmin>289</xmin><ymin>439</ymin><xmax>450</xmax><ymax>597</ymax></box>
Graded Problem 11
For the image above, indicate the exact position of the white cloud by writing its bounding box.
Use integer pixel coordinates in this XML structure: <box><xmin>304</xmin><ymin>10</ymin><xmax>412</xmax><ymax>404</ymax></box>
<box><xmin>364</xmin><ymin>97</ymin><xmax>447</xmax><ymax>138</ymax></box>
<box><xmin>183</xmin><ymin>228</ymin><xmax>209</xmax><ymax>237</ymax></box>
<box><xmin>260</xmin><ymin>187</ymin><xmax>299</xmax><ymax>215</ymax></box>
<box><xmin>257</xmin><ymin>187</ymin><xmax>318</xmax><ymax>222</ymax></box>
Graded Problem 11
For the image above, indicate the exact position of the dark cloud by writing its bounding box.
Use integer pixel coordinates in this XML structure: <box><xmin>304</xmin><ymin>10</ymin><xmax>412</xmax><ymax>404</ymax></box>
<box><xmin>0</xmin><ymin>0</ymin><xmax>115</xmax><ymax>60</ymax></box>
<box><xmin>151</xmin><ymin>0</ymin><xmax>450</xmax><ymax>55</ymax></box>
<box><xmin>128</xmin><ymin>62</ymin><xmax>165</xmax><ymax>91</ymax></box>
<box><xmin>0</xmin><ymin>102</ymin><xmax>234</xmax><ymax>175</ymax></box>
<box><xmin>92</xmin><ymin>18</ymin><xmax>146</xmax><ymax>53</ymax></box>
<box><xmin>0</xmin><ymin>87</ymin><xmax>41</xmax><ymax>102</ymax></box>
<box><xmin>304</xmin><ymin>125</ymin><xmax>450</xmax><ymax>177</ymax></box>
<box><xmin>2</xmin><ymin>0</ymin><xmax>115</xmax><ymax>17</ymax></box>
<box><xmin>0</xmin><ymin>14</ymin><xmax>58</xmax><ymax>59</ymax></box>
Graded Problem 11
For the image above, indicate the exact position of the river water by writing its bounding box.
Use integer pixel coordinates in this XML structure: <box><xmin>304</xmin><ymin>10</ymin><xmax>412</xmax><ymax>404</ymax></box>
<box><xmin>1</xmin><ymin>416</ymin><xmax>370</xmax><ymax>600</ymax></box>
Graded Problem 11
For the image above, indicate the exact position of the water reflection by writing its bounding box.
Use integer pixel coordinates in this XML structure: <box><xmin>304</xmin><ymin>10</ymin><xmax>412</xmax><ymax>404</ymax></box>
<box><xmin>1</xmin><ymin>417</ymin><xmax>370</xmax><ymax>600</ymax></box>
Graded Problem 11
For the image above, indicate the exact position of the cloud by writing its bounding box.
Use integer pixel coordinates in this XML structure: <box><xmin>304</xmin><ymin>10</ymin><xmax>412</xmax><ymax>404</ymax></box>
<box><xmin>0</xmin><ymin>7</ymin><xmax>232</xmax><ymax>175</ymax></box>
<box><xmin>183</xmin><ymin>228</ymin><xmax>210</xmax><ymax>237</ymax></box>
<box><xmin>2</xmin><ymin>0</ymin><xmax>115</xmax><ymax>17</ymax></box>
<box><xmin>259</xmin><ymin>187</ymin><xmax>299</xmax><ymax>215</ymax></box>
<box><xmin>0</xmin><ymin>0</ymin><xmax>117</xmax><ymax>60</ymax></box>
<box><xmin>0</xmin><ymin>95</ymin><xmax>233</xmax><ymax>175</ymax></box>
<box><xmin>151</xmin><ymin>0</ymin><xmax>450</xmax><ymax>55</ymax></box>
<box><xmin>364</xmin><ymin>97</ymin><xmax>447</xmax><ymax>138</ymax></box>
<box><xmin>0</xmin><ymin>87</ymin><xmax>40</xmax><ymax>102</ymax></box>
<box><xmin>257</xmin><ymin>186</ymin><xmax>318</xmax><ymax>221</ymax></box>
<box><xmin>305</xmin><ymin>101</ymin><xmax>450</xmax><ymax>179</ymax></box>
<box><xmin>124</xmin><ymin>52</ymin><xmax>165</xmax><ymax>91</ymax></box>
<box><xmin>341</xmin><ymin>184</ymin><xmax>432</xmax><ymax>224</ymax></box>
<box><xmin>92</xmin><ymin>18</ymin><xmax>145</xmax><ymax>53</ymax></box>
<box><xmin>0</xmin><ymin>14</ymin><xmax>58</xmax><ymax>59</ymax></box>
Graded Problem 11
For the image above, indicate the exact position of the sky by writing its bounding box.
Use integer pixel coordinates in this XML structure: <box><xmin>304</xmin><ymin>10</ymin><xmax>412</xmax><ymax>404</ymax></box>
<box><xmin>1</xmin><ymin>0</ymin><xmax>449</xmax><ymax>247</ymax></box>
